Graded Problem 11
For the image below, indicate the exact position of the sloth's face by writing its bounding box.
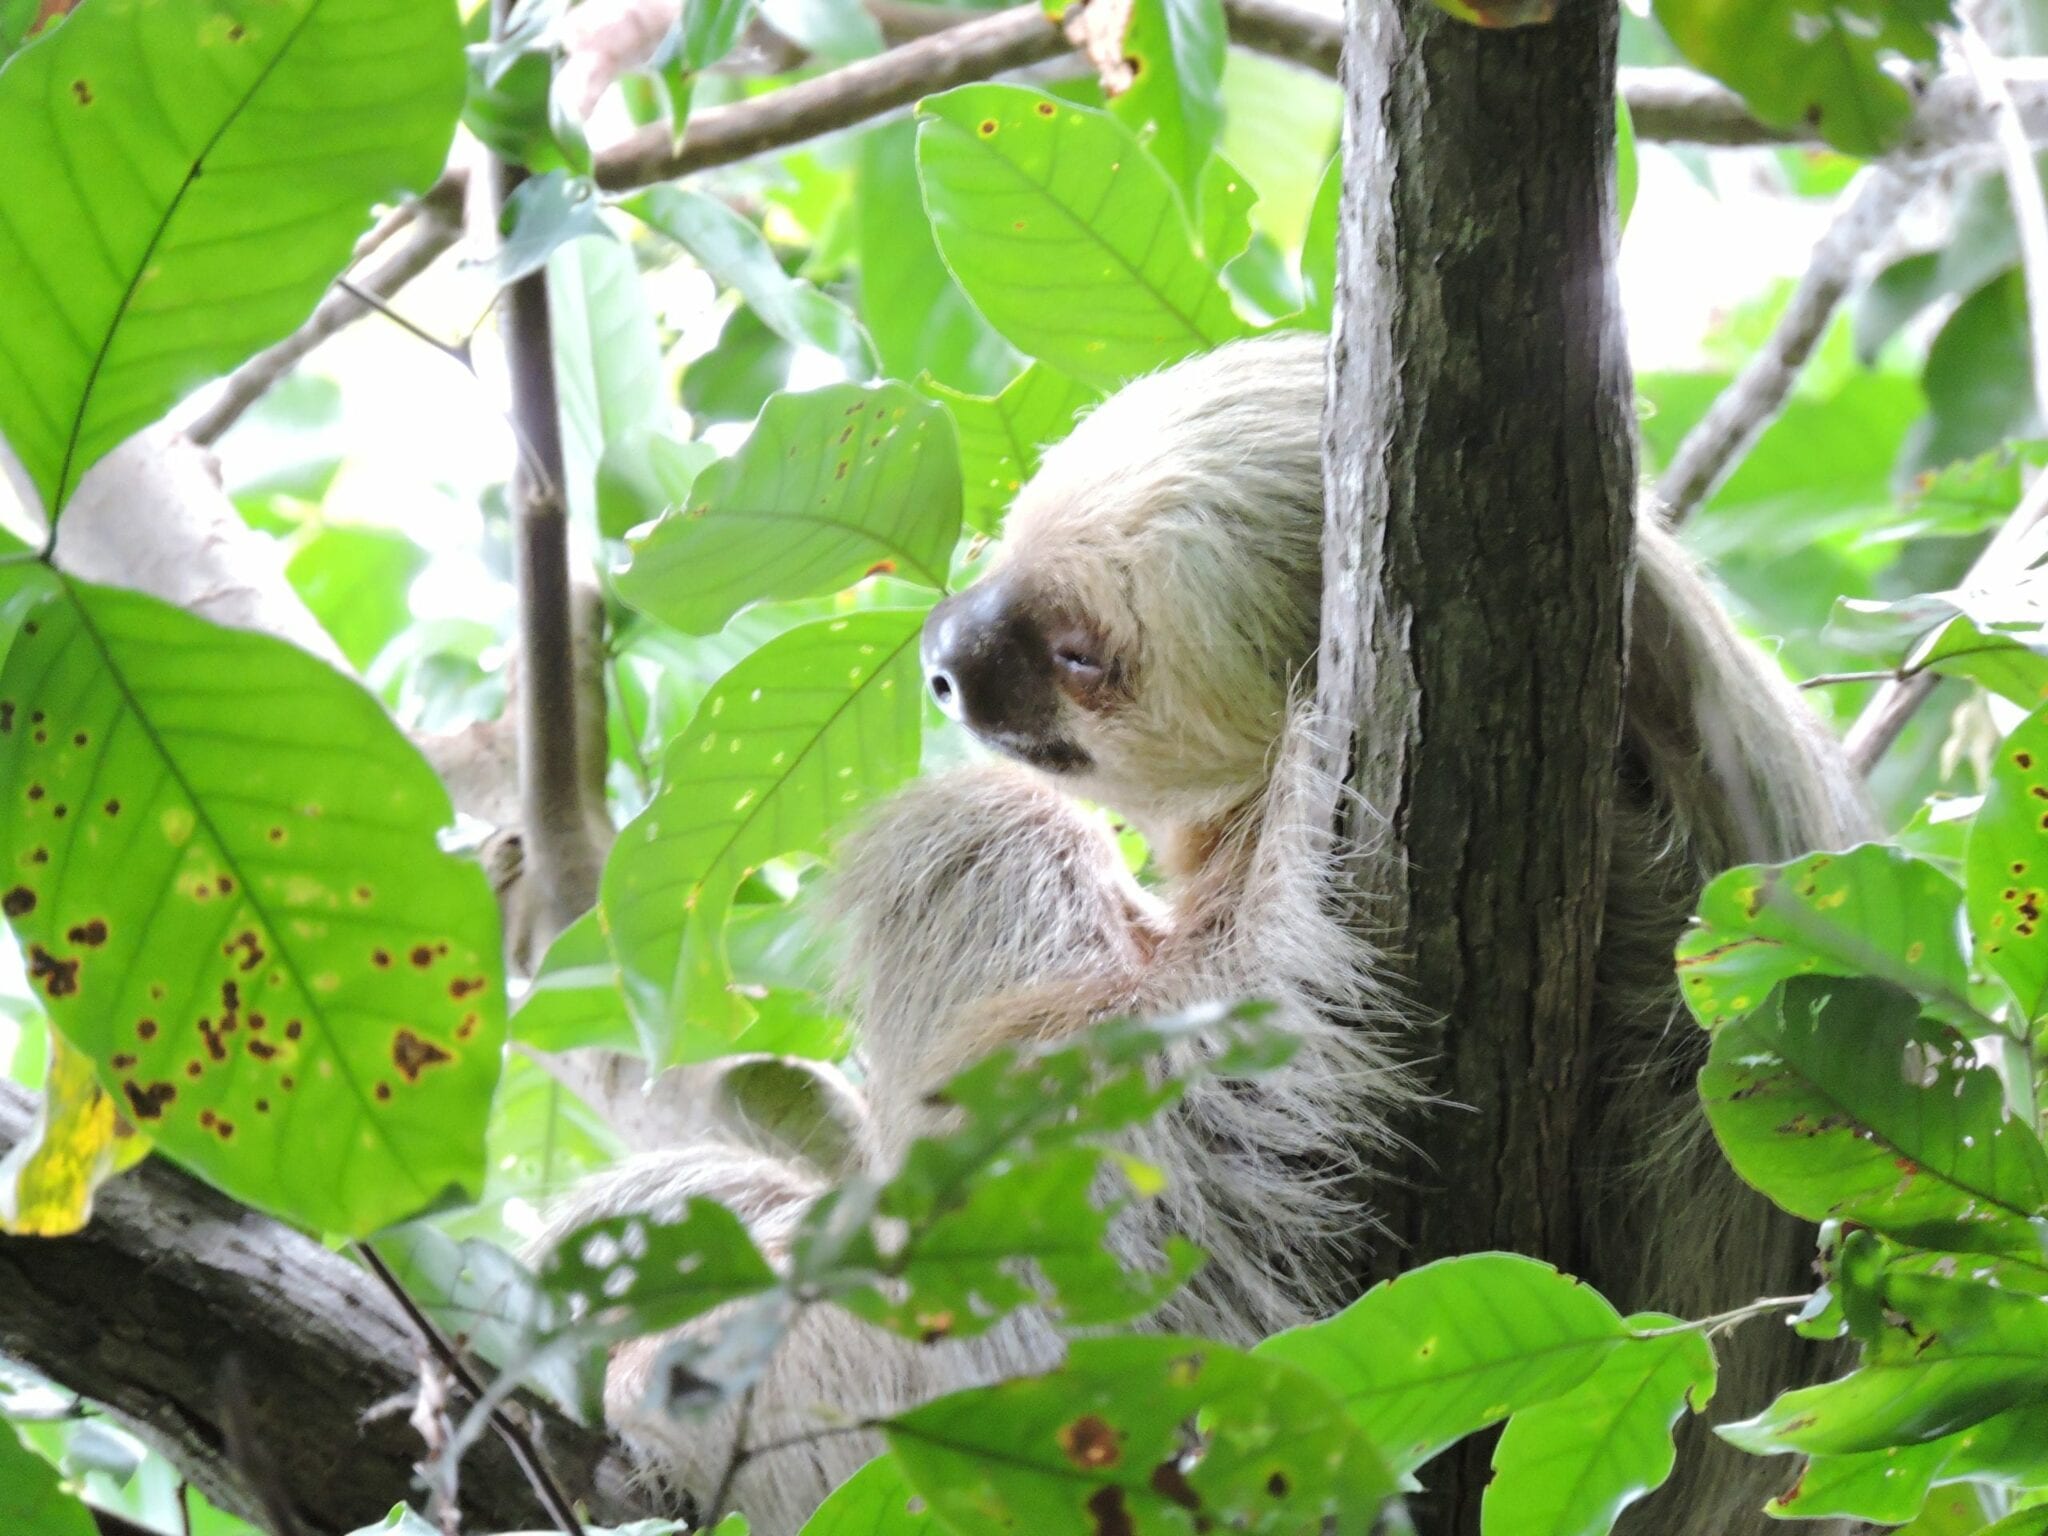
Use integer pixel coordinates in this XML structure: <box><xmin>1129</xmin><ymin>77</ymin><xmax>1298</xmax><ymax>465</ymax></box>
<box><xmin>922</xmin><ymin>334</ymin><xmax>1328</xmax><ymax>836</ymax></box>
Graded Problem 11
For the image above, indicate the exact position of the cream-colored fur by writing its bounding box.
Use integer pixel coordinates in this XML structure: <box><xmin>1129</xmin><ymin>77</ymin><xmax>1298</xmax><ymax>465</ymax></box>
<box><xmin>556</xmin><ymin>334</ymin><xmax>1869</xmax><ymax>1535</ymax></box>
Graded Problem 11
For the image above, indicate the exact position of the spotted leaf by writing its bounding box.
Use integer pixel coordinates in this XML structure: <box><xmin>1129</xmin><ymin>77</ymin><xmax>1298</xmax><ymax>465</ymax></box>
<box><xmin>0</xmin><ymin>569</ymin><xmax>503</xmax><ymax>1235</ymax></box>
<box><xmin>927</xmin><ymin>364</ymin><xmax>1099</xmax><ymax>536</ymax></box>
<box><xmin>916</xmin><ymin>83</ymin><xmax>1249</xmax><ymax>386</ymax></box>
<box><xmin>1968</xmin><ymin>705</ymin><xmax>2048</xmax><ymax>1021</ymax></box>
<box><xmin>615</xmin><ymin>384</ymin><xmax>960</xmax><ymax>636</ymax></box>
<box><xmin>0</xmin><ymin>0</ymin><xmax>463</xmax><ymax>517</ymax></box>
<box><xmin>602</xmin><ymin>610</ymin><xmax>925</xmax><ymax>1064</ymax></box>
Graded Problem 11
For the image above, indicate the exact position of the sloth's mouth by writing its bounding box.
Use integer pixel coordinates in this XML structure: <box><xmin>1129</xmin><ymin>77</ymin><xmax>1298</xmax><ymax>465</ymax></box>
<box><xmin>985</xmin><ymin>728</ymin><xmax>1092</xmax><ymax>774</ymax></box>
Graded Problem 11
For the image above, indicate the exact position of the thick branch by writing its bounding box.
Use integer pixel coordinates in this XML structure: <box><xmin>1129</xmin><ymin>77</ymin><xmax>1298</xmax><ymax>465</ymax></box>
<box><xmin>0</xmin><ymin>1081</ymin><xmax>643</xmax><ymax>1534</ymax></box>
<box><xmin>1320</xmin><ymin>0</ymin><xmax>1633</xmax><ymax>1528</ymax></box>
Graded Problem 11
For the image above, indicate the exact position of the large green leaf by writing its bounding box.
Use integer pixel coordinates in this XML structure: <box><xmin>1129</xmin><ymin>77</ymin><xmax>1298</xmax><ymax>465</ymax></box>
<box><xmin>1968</xmin><ymin>705</ymin><xmax>2048</xmax><ymax>1021</ymax></box>
<box><xmin>928</xmin><ymin>364</ymin><xmax>1100</xmax><ymax>536</ymax></box>
<box><xmin>0</xmin><ymin>0</ymin><xmax>464</xmax><ymax>516</ymax></box>
<box><xmin>916</xmin><ymin>83</ymin><xmax>1248</xmax><ymax>385</ymax></box>
<box><xmin>1770</xmin><ymin>1405</ymin><xmax>2048</xmax><ymax>1522</ymax></box>
<box><xmin>1481</xmin><ymin>1318</ymin><xmax>1716</xmax><ymax>1536</ymax></box>
<box><xmin>549</xmin><ymin>233</ymin><xmax>669</xmax><ymax>541</ymax></box>
<box><xmin>0</xmin><ymin>569</ymin><xmax>503</xmax><ymax>1234</ymax></box>
<box><xmin>1109</xmin><ymin>0</ymin><xmax>1227</xmax><ymax>204</ymax></box>
<box><xmin>799</xmin><ymin>1455</ymin><xmax>940</xmax><ymax>1536</ymax></box>
<box><xmin>1676</xmin><ymin>845</ymin><xmax>1972</xmax><ymax>1029</ymax></box>
<box><xmin>602</xmin><ymin>611</ymin><xmax>925</xmax><ymax>1062</ymax></box>
<box><xmin>1700</xmin><ymin>976</ymin><xmax>2048</xmax><ymax>1248</ymax></box>
<box><xmin>1652</xmin><ymin>0</ymin><xmax>1950</xmax><ymax>157</ymax></box>
<box><xmin>1257</xmin><ymin>1253</ymin><xmax>1629</xmax><ymax>1475</ymax></box>
<box><xmin>887</xmin><ymin>1335</ymin><xmax>1395</xmax><ymax>1535</ymax></box>
<box><xmin>615</xmin><ymin>384</ymin><xmax>960</xmax><ymax>635</ymax></box>
<box><xmin>1721</xmin><ymin>1271</ymin><xmax>2048</xmax><ymax>1455</ymax></box>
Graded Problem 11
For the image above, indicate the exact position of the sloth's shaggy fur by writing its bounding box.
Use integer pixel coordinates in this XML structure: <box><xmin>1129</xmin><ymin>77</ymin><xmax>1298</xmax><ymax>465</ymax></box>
<box><xmin>558</xmin><ymin>333</ymin><xmax>1869</xmax><ymax>1535</ymax></box>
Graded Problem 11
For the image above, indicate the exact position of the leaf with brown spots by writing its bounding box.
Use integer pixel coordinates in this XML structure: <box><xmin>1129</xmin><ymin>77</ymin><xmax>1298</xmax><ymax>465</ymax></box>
<box><xmin>0</xmin><ymin>1026</ymin><xmax>148</xmax><ymax>1236</ymax></box>
<box><xmin>886</xmin><ymin>1335</ymin><xmax>1392</xmax><ymax>1534</ymax></box>
<box><xmin>1969</xmin><ymin>705</ymin><xmax>2048</xmax><ymax>1022</ymax></box>
<box><xmin>0</xmin><ymin>571</ymin><xmax>503</xmax><ymax>1236</ymax></box>
<box><xmin>0</xmin><ymin>0</ymin><xmax>462</xmax><ymax>517</ymax></box>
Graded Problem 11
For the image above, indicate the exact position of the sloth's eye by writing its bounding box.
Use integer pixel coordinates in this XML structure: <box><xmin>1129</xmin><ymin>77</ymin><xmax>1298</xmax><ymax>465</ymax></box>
<box><xmin>1054</xmin><ymin>644</ymin><xmax>1106</xmax><ymax>679</ymax></box>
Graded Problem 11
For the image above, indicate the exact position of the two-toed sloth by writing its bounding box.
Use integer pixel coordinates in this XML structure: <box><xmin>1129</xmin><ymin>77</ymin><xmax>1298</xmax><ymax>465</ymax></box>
<box><xmin>559</xmin><ymin>332</ymin><xmax>1868</xmax><ymax>1534</ymax></box>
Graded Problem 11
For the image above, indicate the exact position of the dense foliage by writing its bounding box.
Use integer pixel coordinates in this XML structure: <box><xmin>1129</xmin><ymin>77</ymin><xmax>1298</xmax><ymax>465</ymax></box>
<box><xmin>2</xmin><ymin>0</ymin><xmax>2048</xmax><ymax>1532</ymax></box>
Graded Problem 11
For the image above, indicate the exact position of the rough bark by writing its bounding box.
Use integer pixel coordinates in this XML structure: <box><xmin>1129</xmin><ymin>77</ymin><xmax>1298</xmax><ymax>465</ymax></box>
<box><xmin>0</xmin><ymin>1081</ymin><xmax>644</xmax><ymax>1535</ymax></box>
<box><xmin>1318</xmin><ymin>1</ymin><xmax>1635</xmax><ymax>1529</ymax></box>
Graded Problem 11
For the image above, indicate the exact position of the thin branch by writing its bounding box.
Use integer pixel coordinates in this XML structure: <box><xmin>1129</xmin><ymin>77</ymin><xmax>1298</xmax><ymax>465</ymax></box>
<box><xmin>356</xmin><ymin>1242</ymin><xmax>588</xmax><ymax>1536</ymax></box>
<box><xmin>701</xmin><ymin>1381</ymin><xmax>760</xmax><ymax>1530</ymax></box>
<box><xmin>1628</xmin><ymin>1295</ymin><xmax>1811</xmax><ymax>1339</ymax></box>
<box><xmin>1657</xmin><ymin>164</ymin><xmax>1927</xmax><ymax>526</ymax></box>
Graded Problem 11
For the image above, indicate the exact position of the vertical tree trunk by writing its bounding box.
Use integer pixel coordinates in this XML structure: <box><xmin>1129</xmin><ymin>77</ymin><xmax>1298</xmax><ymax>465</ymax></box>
<box><xmin>1318</xmin><ymin>0</ymin><xmax>1635</xmax><ymax>1527</ymax></box>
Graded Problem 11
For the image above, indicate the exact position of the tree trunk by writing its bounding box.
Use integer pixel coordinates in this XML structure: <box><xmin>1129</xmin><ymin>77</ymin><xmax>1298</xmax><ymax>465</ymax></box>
<box><xmin>1319</xmin><ymin>0</ymin><xmax>1635</xmax><ymax>1528</ymax></box>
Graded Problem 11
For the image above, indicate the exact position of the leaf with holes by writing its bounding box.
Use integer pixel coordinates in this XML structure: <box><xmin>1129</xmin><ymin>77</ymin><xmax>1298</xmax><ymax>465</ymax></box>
<box><xmin>0</xmin><ymin>0</ymin><xmax>464</xmax><ymax>517</ymax></box>
<box><xmin>1676</xmin><ymin>845</ymin><xmax>1971</xmax><ymax>1030</ymax></box>
<box><xmin>540</xmin><ymin>1197</ymin><xmax>779</xmax><ymax>1345</ymax></box>
<box><xmin>615</xmin><ymin>385</ymin><xmax>960</xmax><ymax>635</ymax></box>
<box><xmin>928</xmin><ymin>364</ymin><xmax>1099</xmax><ymax>536</ymax></box>
<box><xmin>916</xmin><ymin>84</ymin><xmax>1248</xmax><ymax>385</ymax></box>
<box><xmin>886</xmin><ymin>1335</ymin><xmax>1394</xmax><ymax>1534</ymax></box>
<box><xmin>1480</xmin><ymin>1318</ymin><xmax>1716</xmax><ymax>1536</ymax></box>
<box><xmin>1700</xmin><ymin>975</ymin><xmax>2048</xmax><ymax>1251</ymax></box>
<box><xmin>602</xmin><ymin>611</ymin><xmax>925</xmax><ymax>1063</ymax></box>
<box><xmin>1257</xmin><ymin>1253</ymin><xmax>1629</xmax><ymax>1476</ymax></box>
<box><xmin>0</xmin><ymin>569</ymin><xmax>504</xmax><ymax>1235</ymax></box>
<box><xmin>1968</xmin><ymin>705</ymin><xmax>2048</xmax><ymax>1021</ymax></box>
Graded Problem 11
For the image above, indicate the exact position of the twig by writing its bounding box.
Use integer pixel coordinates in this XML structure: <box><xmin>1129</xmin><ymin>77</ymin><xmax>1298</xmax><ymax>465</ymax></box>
<box><xmin>1846</xmin><ymin>469</ymin><xmax>2048</xmax><ymax>773</ymax></box>
<box><xmin>335</xmin><ymin>278</ymin><xmax>474</xmax><ymax>371</ymax></box>
<box><xmin>177</xmin><ymin>1483</ymin><xmax>192</xmax><ymax>1536</ymax></box>
<box><xmin>701</xmin><ymin>1382</ymin><xmax>761</xmax><ymax>1530</ymax></box>
<box><xmin>1956</xmin><ymin>22</ymin><xmax>2048</xmax><ymax>425</ymax></box>
<box><xmin>1657</xmin><ymin>165</ymin><xmax>1927</xmax><ymax>526</ymax></box>
<box><xmin>356</xmin><ymin>1241</ymin><xmax>589</xmax><ymax>1536</ymax></box>
<box><xmin>1629</xmin><ymin>1294</ymin><xmax>1811</xmax><ymax>1339</ymax></box>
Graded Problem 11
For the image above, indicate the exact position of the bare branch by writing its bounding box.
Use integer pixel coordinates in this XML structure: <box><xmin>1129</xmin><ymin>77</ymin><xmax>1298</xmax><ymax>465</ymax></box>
<box><xmin>0</xmin><ymin>1079</ymin><xmax>645</xmax><ymax>1534</ymax></box>
<box><xmin>1656</xmin><ymin>165</ymin><xmax>1928</xmax><ymax>526</ymax></box>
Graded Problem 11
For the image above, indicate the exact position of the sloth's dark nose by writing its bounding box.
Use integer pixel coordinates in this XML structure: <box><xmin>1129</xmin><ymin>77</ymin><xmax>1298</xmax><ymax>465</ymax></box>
<box><xmin>923</xmin><ymin>577</ymin><xmax>1055</xmax><ymax>736</ymax></box>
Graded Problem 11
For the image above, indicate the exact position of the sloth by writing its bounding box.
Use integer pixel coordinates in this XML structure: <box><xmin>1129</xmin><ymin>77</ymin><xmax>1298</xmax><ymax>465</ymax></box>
<box><xmin>561</xmin><ymin>332</ymin><xmax>1869</xmax><ymax>1535</ymax></box>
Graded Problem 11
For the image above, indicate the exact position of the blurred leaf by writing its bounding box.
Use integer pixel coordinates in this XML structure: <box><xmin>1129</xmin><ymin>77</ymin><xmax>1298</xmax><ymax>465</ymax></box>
<box><xmin>857</xmin><ymin>120</ymin><xmax>1016</xmax><ymax>394</ymax></box>
<box><xmin>1432</xmin><ymin>0</ymin><xmax>1557</xmax><ymax>21</ymax></box>
<box><xmin>1676</xmin><ymin>845</ymin><xmax>1972</xmax><ymax>1029</ymax></box>
<box><xmin>1969</xmin><ymin>705</ymin><xmax>2048</xmax><ymax>1019</ymax></box>
<box><xmin>1109</xmin><ymin>0</ymin><xmax>1227</xmax><ymax>203</ymax></box>
<box><xmin>1857</xmin><ymin>251</ymin><xmax>1946</xmax><ymax>365</ymax></box>
<box><xmin>1616</xmin><ymin>94</ymin><xmax>1637</xmax><ymax>230</ymax></box>
<box><xmin>0</xmin><ymin>0</ymin><xmax>77</xmax><ymax>60</ymax></box>
<box><xmin>887</xmin><ymin>1335</ymin><xmax>1395</xmax><ymax>1534</ymax></box>
<box><xmin>542</xmin><ymin>1196</ymin><xmax>777</xmax><ymax>1341</ymax></box>
<box><xmin>1700</xmin><ymin>975</ymin><xmax>2048</xmax><ymax>1251</ymax></box>
<box><xmin>1480</xmin><ymin>1316</ymin><xmax>1716</xmax><ymax>1536</ymax></box>
<box><xmin>513</xmin><ymin>907</ymin><xmax>637</xmax><ymax>1053</ymax></box>
<box><xmin>0</xmin><ymin>0</ymin><xmax>464</xmax><ymax>517</ymax></box>
<box><xmin>1195</xmin><ymin>153</ymin><xmax>1258</xmax><ymax>269</ymax></box>
<box><xmin>464</xmin><ymin>47</ymin><xmax>567</xmax><ymax>174</ymax></box>
<box><xmin>597</xmin><ymin>432</ymin><xmax>719</xmax><ymax>543</ymax></box>
<box><xmin>0</xmin><ymin>569</ymin><xmax>504</xmax><ymax>1236</ymax></box>
<box><xmin>916</xmin><ymin>84</ymin><xmax>1248</xmax><ymax>384</ymax></box>
<box><xmin>757</xmin><ymin>0</ymin><xmax>883</xmax><ymax>59</ymax></box>
<box><xmin>0</xmin><ymin>1028</ymin><xmax>144</xmax><ymax>1236</ymax></box>
<box><xmin>1919</xmin><ymin>616</ymin><xmax>2048</xmax><ymax>710</ymax></box>
<box><xmin>1771</xmin><ymin>1405</ymin><xmax>2048</xmax><ymax>1522</ymax></box>
<box><xmin>487</xmin><ymin>172</ymin><xmax>609</xmax><ymax>290</ymax></box>
<box><xmin>1914</xmin><ymin>271</ymin><xmax>2041</xmax><ymax>475</ymax></box>
<box><xmin>675</xmin><ymin>0</ymin><xmax>754</xmax><ymax>70</ymax></box>
<box><xmin>602</xmin><ymin>611</ymin><xmax>925</xmax><ymax>1062</ymax></box>
<box><xmin>286</xmin><ymin>526</ymin><xmax>430</xmax><ymax>674</ymax></box>
<box><xmin>799</xmin><ymin>1455</ymin><xmax>939</xmax><ymax>1536</ymax></box>
<box><xmin>0</xmin><ymin>1420</ymin><xmax>93</xmax><ymax>1536</ymax></box>
<box><xmin>928</xmin><ymin>364</ymin><xmax>1099</xmax><ymax>536</ymax></box>
<box><xmin>632</xmin><ymin>188</ymin><xmax>876</xmax><ymax>379</ymax></box>
<box><xmin>1652</xmin><ymin>0</ymin><xmax>1949</xmax><ymax>156</ymax></box>
<box><xmin>1299</xmin><ymin>153</ymin><xmax>1340</xmax><ymax>329</ymax></box>
<box><xmin>1259</xmin><ymin>1253</ymin><xmax>1629</xmax><ymax>1475</ymax></box>
<box><xmin>1722</xmin><ymin>1271</ymin><xmax>2048</xmax><ymax>1455</ymax></box>
<box><xmin>218</xmin><ymin>372</ymin><xmax>346</xmax><ymax>512</ymax></box>
<box><xmin>551</xmin><ymin>233</ymin><xmax>669</xmax><ymax>540</ymax></box>
<box><xmin>618</xmin><ymin>383</ymin><xmax>959</xmax><ymax>634</ymax></box>
<box><xmin>1217</xmin><ymin>50</ymin><xmax>1340</xmax><ymax>248</ymax></box>
<box><xmin>683</xmin><ymin>305</ymin><xmax>797</xmax><ymax>425</ymax></box>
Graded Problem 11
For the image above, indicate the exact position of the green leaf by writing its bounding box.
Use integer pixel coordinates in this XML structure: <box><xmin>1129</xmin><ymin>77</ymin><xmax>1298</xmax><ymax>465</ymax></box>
<box><xmin>1299</xmin><ymin>153</ymin><xmax>1340</xmax><ymax>329</ymax></box>
<box><xmin>598</xmin><ymin>432</ymin><xmax>719</xmax><ymax>544</ymax></box>
<box><xmin>1616</xmin><ymin>94</ymin><xmax>1637</xmax><ymax>230</ymax></box>
<box><xmin>0</xmin><ymin>570</ymin><xmax>503</xmax><ymax>1235</ymax></box>
<box><xmin>513</xmin><ymin>906</ymin><xmax>637</xmax><ymax>1053</ymax></box>
<box><xmin>1258</xmin><ymin>1253</ymin><xmax>1629</xmax><ymax>1475</ymax></box>
<box><xmin>616</xmin><ymin>384</ymin><xmax>960</xmax><ymax>635</ymax></box>
<box><xmin>550</xmin><ymin>233</ymin><xmax>669</xmax><ymax>540</ymax></box>
<box><xmin>1699</xmin><ymin>976</ymin><xmax>2048</xmax><ymax>1248</ymax></box>
<box><xmin>1914</xmin><ymin>271</ymin><xmax>2042</xmax><ymax>474</ymax></box>
<box><xmin>485</xmin><ymin>171</ymin><xmax>609</xmax><ymax>290</ymax></box>
<box><xmin>1109</xmin><ymin>0</ymin><xmax>1228</xmax><ymax>203</ymax></box>
<box><xmin>630</xmin><ymin>188</ymin><xmax>876</xmax><ymax>379</ymax></box>
<box><xmin>1721</xmin><ymin>1271</ymin><xmax>2048</xmax><ymax>1455</ymax></box>
<box><xmin>677</xmin><ymin>0</ymin><xmax>754</xmax><ymax>70</ymax></box>
<box><xmin>927</xmin><ymin>364</ymin><xmax>1100</xmax><ymax>536</ymax></box>
<box><xmin>1770</xmin><ymin>1405</ymin><xmax>2048</xmax><ymax>1522</ymax></box>
<box><xmin>916</xmin><ymin>83</ymin><xmax>1248</xmax><ymax>385</ymax></box>
<box><xmin>1676</xmin><ymin>845</ymin><xmax>1973</xmax><ymax>1029</ymax></box>
<box><xmin>683</xmin><ymin>304</ymin><xmax>797</xmax><ymax>425</ymax></box>
<box><xmin>602</xmin><ymin>611</ymin><xmax>925</xmax><ymax>1062</ymax></box>
<box><xmin>0</xmin><ymin>0</ymin><xmax>464</xmax><ymax>517</ymax></box>
<box><xmin>887</xmin><ymin>1335</ymin><xmax>1395</xmax><ymax>1535</ymax></box>
<box><xmin>542</xmin><ymin>1196</ymin><xmax>778</xmax><ymax>1341</ymax></box>
<box><xmin>1481</xmin><ymin>1317</ymin><xmax>1716</xmax><ymax>1536</ymax></box>
<box><xmin>799</xmin><ymin>1455</ymin><xmax>941</xmax><ymax>1536</ymax></box>
<box><xmin>856</xmin><ymin>120</ymin><xmax>1016</xmax><ymax>394</ymax></box>
<box><xmin>1195</xmin><ymin>153</ymin><xmax>1257</xmax><ymax>269</ymax></box>
<box><xmin>0</xmin><ymin>1420</ymin><xmax>93</xmax><ymax>1536</ymax></box>
<box><xmin>1969</xmin><ymin>705</ymin><xmax>2048</xmax><ymax>1020</ymax></box>
<box><xmin>1916</xmin><ymin>615</ymin><xmax>2048</xmax><ymax>711</ymax></box>
<box><xmin>285</xmin><ymin>526</ymin><xmax>430</xmax><ymax>674</ymax></box>
<box><xmin>756</xmin><ymin>0</ymin><xmax>883</xmax><ymax>60</ymax></box>
<box><xmin>1651</xmin><ymin>0</ymin><xmax>1950</xmax><ymax>157</ymax></box>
